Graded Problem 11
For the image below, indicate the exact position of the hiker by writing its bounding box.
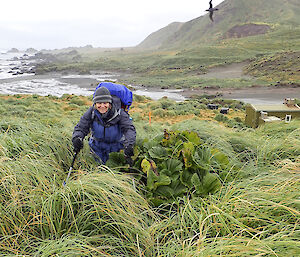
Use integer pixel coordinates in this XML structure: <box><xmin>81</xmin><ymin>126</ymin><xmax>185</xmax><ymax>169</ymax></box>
<box><xmin>72</xmin><ymin>86</ymin><xmax>136</xmax><ymax>165</ymax></box>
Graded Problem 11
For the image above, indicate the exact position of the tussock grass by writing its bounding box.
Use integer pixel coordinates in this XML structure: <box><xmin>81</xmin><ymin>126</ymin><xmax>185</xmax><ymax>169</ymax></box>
<box><xmin>0</xmin><ymin>156</ymin><xmax>157</xmax><ymax>255</ymax></box>
<box><xmin>0</xmin><ymin>95</ymin><xmax>299</xmax><ymax>256</ymax></box>
<box><xmin>151</xmin><ymin>161</ymin><xmax>299</xmax><ymax>256</ymax></box>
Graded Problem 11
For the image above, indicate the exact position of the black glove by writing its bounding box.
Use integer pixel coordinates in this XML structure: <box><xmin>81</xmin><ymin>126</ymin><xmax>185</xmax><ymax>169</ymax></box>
<box><xmin>72</xmin><ymin>137</ymin><xmax>83</xmax><ymax>152</ymax></box>
<box><xmin>124</xmin><ymin>144</ymin><xmax>134</xmax><ymax>157</ymax></box>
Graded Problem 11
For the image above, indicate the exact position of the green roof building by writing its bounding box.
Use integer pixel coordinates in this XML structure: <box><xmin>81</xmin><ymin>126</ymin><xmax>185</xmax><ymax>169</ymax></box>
<box><xmin>245</xmin><ymin>98</ymin><xmax>300</xmax><ymax>128</ymax></box>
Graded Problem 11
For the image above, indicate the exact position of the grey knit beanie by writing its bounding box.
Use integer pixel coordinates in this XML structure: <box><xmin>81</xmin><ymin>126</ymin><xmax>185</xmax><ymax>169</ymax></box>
<box><xmin>93</xmin><ymin>87</ymin><xmax>112</xmax><ymax>104</ymax></box>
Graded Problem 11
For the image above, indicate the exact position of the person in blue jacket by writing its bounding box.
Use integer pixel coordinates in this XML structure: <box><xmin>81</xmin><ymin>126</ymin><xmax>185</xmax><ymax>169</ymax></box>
<box><xmin>72</xmin><ymin>86</ymin><xmax>136</xmax><ymax>164</ymax></box>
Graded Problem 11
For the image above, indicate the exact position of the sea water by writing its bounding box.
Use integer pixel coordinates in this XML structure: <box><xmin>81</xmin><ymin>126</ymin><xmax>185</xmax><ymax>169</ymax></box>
<box><xmin>0</xmin><ymin>50</ymin><xmax>34</xmax><ymax>79</ymax></box>
<box><xmin>0</xmin><ymin>50</ymin><xmax>186</xmax><ymax>100</ymax></box>
<box><xmin>0</xmin><ymin>50</ymin><xmax>100</xmax><ymax>97</ymax></box>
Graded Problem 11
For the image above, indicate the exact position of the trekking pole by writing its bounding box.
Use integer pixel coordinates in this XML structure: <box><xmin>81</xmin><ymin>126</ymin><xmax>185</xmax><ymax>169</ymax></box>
<box><xmin>63</xmin><ymin>151</ymin><xmax>79</xmax><ymax>187</ymax></box>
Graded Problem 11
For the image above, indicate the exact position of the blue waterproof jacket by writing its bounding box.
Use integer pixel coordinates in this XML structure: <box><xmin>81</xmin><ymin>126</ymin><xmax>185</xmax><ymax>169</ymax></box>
<box><xmin>72</xmin><ymin>99</ymin><xmax>136</xmax><ymax>163</ymax></box>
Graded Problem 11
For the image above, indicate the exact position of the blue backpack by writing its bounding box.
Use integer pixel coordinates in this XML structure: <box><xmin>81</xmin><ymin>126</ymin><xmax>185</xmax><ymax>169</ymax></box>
<box><xmin>93</xmin><ymin>82</ymin><xmax>133</xmax><ymax>112</ymax></box>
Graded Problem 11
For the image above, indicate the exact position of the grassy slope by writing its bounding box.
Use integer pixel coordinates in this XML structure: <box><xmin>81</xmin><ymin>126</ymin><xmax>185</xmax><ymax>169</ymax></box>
<box><xmin>158</xmin><ymin>0</ymin><xmax>300</xmax><ymax>48</ymax></box>
<box><xmin>0</xmin><ymin>94</ymin><xmax>299</xmax><ymax>256</ymax></box>
<box><xmin>137</xmin><ymin>22</ymin><xmax>184</xmax><ymax>50</ymax></box>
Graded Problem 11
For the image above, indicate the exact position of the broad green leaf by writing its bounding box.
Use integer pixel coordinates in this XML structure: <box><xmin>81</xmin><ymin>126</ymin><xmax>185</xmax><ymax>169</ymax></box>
<box><xmin>203</xmin><ymin>173</ymin><xmax>221</xmax><ymax>195</ymax></box>
<box><xmin>169</xmin><ymin>174</ymin><xmax>185</xmax><ymax>195</ymax></box>
<box><xmin>160</xmin><ymin>168</ymin><xmax>180</xmax><ymax>182</ymax></box>
<box><xmin>106</xmin><ymin>152</ymin><xmax>126</xmax><ymax>167</ymax></box>
<box><xmin>195</xmin><ymin>167</ymin><xmax>207</xmax><ymax>180</ymax></box>
<box><xmin>170</xmin><ymin>178</ymin><xmax>182</xmax><ymax>188</ymax></box>
<box><xmin>153</xmin><ymin>175</ymin><xmax>171</xmax><ymax>190</ymax></box>
<box><xmin>182</xmin><ymin>130</ymin><xmax>202</xmax><ymax>145</ymax></box>
<box><xmin>211</xmin><ymin>148</ymin><xmax>230</xmax><ymax>170</ymax></box>
<box><xmin>161</xmin><ymin>159</ymin><xmax>183</xmax><ymax>175</ymax></box>
<box><xmin>173</xmin><ymin>183</ymin><xmax>188</xmax><ymax>197</ymax></box>
<box><xmin>147</xmin><ymin>169</ymin><xmax>158</xmax><ymax>191</ymax></box>
<box><xmin>180</xmin><ymin>169</ymin><xmax>194</xmax><ymax>187</ymax></box>
<box><xmin>192</xmin><ymin>172</ymin><xmax>221</xmax><ymax>196</ymax></box>
<box><xmin>160</xmin><ymin>168</ymin><xmax>169</xmax><ymax>176</ymax></box>
<box><xmin>193</xmin><ymin>147</ymin><xmax>211</xmax><ymax>170</ymax></box>
<box><xmin>148</xmin><ymin>146</ymin><xmax>168</xmax><ymax>159</ymax></box>
<box><xmin>155</xmin><ymin>185</ymin><xmax>175</xmax><ymax>198</ymax></box>
<box><xmin>169</xmin><ymin>173</ymin><xmax>180</xmax><ymax>182</ymax></box>
<box><xmin>202</xmin><ymin>172</ymin><xmax>221</xmax><ymax>194</ymax></box>
<box><xmin>191</xmin><ymin>173</ymin><xmax>202</xmax><ymax>193</ymax></box>
<box><xmin>143</xmin><ymin>140</ymin><xmax>158</xmax><ymax>151</ymax></box>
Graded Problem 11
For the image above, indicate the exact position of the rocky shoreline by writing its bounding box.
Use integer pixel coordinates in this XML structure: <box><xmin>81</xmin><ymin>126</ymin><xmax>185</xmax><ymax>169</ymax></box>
<box><xmin>4</xmin><ymin>53</ymin><xmax>36</xmax><ymax>76</ymax></box>
<box><xmin>1</xmin><ymin>71</ymin><xmax>299</xmax><ymax>104</ymax></box>
<box><xmin>1</xmin><ymin>50</ymin><xmax>299</xmax><ymax>104</ymax></box>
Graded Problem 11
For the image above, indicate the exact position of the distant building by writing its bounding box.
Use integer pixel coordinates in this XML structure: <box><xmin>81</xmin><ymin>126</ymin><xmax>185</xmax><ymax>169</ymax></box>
<box><xmin>245</xmin><ymin>98</ymin><xmax>300</xmax><ymax>128</ymax></box>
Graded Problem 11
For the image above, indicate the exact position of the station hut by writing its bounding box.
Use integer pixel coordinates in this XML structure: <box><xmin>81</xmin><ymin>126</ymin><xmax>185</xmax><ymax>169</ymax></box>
<box><xmin>245</xmin><ymin>98</ymin><xmax>300</xmax><ymax>128</ymax></box>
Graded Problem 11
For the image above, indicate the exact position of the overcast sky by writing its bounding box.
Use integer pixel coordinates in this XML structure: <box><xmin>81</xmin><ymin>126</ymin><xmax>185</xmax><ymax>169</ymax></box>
<box><xmin>0</xmin><ymin>0</ymin><xmax>224</xmax><ymax>51</ymax></box>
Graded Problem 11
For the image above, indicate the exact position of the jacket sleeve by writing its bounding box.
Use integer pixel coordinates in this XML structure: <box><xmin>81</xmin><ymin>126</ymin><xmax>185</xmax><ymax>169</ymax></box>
<box><xmin>119</xmin><ymin>110</ymin><xmax>136</xmax><ymax>147</ymax></box>
<box><xmin>72</xmin><ymin>107</ymin><xmax>93</xmax><ymax>140</ymax></box>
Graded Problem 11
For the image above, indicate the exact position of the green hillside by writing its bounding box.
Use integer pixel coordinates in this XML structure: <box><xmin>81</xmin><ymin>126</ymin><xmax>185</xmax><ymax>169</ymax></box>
<box><xmin>137</xmin><ymin>22</ymin><xmax>183</xmax><ymax>50</ymax></box>
<box><xmin>139</xmin><ymin>0</ymin><xmax>300</xmax><ymax>49</ymax></box>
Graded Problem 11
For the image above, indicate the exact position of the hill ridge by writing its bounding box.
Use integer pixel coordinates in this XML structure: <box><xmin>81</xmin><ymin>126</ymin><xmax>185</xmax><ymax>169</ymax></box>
<box><xmin>137</xmin><ymin>0</ymin><xmax>300</xmax><ymax>50</ymax></box>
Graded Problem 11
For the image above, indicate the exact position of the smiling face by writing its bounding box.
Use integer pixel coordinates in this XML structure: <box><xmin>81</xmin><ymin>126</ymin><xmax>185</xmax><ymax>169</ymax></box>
<box><xmin>95</xmin><ymin>102</ymin><xmax>110</xmax><ymax>114</ymax></box>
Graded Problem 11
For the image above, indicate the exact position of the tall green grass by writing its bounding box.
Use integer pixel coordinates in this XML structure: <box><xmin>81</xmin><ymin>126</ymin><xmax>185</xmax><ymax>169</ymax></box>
<box><xmin>0</xmin><ymin>95</ymin><xmax>299</xmax><ymax>256</ymax></box>
<box><xmin>151</xmin><ymin>156</ymin><xmax>299</xmax><ymax>256</ymax></box>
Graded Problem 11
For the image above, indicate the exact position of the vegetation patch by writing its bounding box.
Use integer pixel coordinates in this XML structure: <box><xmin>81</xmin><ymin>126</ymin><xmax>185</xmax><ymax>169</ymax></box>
<box><xmin>0</xmin><ymin>94</ymin><xmax>299</xmax><ymax>256</ymax></box>
<box><xmin>108</xmin><ymin>130</ymin><xmax>234</xmax><ymax>206</ymax></box>
<box><xmin>245</xmin><ymin>51</ymin><xmax>300</xmax><ymax>84</ymax></box>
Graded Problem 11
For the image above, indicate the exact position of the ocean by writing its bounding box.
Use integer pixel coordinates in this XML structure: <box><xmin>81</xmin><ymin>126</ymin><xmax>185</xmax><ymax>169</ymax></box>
<box><xmin>0</xmin><ymin>50</ymin><xmax>105</xmax><ymax>97</ymax></box>
<box><xmin>0</xmin><ymin>50</ymin><xmax>186</xmax><ymax>100</ymax></box>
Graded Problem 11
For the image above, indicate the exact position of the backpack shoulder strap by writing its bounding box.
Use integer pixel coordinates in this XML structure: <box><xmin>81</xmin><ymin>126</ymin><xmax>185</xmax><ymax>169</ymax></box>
<box><xmin>91</xmin><ymin>109</ymin><xmax>95</xmax><ymax>121</ymax></box>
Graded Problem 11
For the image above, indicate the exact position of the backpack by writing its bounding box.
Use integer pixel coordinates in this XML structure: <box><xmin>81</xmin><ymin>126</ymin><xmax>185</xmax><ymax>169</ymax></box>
<box><xmin>93</xmin><ymin>82</ymin><xmax>133</xmax><ymax>112</ymax></box>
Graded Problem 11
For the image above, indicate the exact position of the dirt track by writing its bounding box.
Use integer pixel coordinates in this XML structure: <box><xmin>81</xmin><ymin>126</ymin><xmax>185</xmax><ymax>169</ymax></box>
<box><xmin>181</xmin><ymin>62</ymin><xmax>300</xmax><ymax>104</ymax></box>
<box><xmin>182</xmin><ymin>85</ymin><xmax>300</xmax><ymax>104</ymax></box>
<box><xmin>200</xmin><ymin>62</ymin><xmax>251</xmax><ymax>79</ymax></box>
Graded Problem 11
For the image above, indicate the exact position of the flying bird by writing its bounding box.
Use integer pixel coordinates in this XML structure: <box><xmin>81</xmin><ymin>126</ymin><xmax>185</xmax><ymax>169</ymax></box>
<box><xmin>206</xmin><ymin>0</ymin><xmax>219</xmax><ymax>22</ymax></box>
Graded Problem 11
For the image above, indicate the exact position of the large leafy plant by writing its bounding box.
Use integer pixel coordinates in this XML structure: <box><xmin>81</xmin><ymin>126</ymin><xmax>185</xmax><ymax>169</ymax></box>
<box><xmin>107</xmin><ymin>130</ymin><xmax>234</xmax><ymax>206</ymax></box>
